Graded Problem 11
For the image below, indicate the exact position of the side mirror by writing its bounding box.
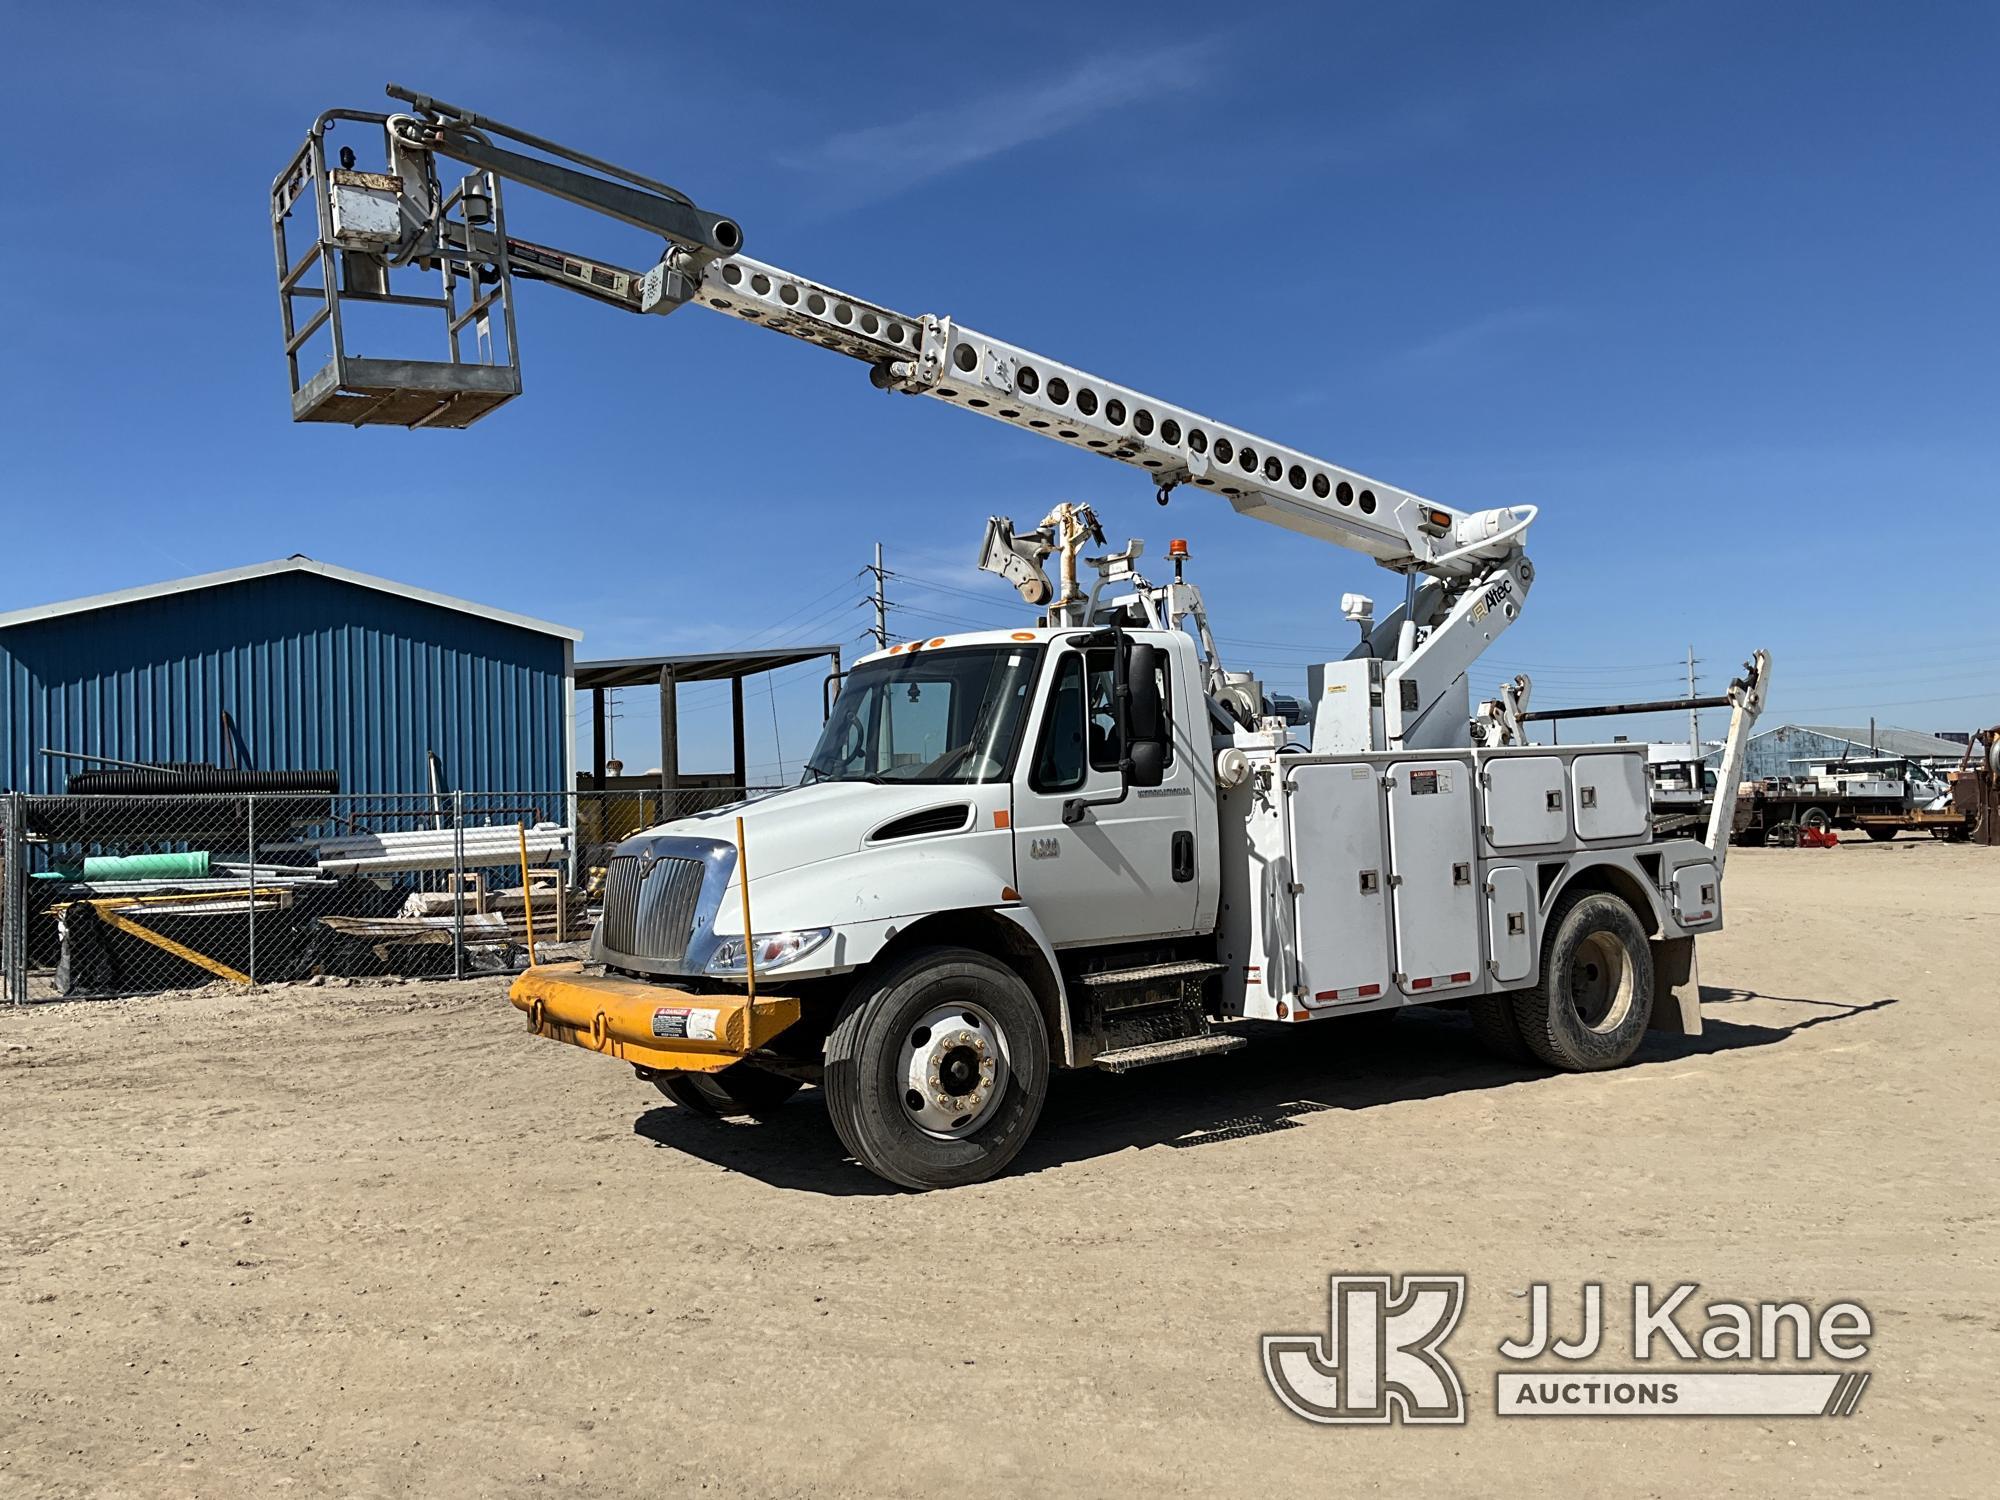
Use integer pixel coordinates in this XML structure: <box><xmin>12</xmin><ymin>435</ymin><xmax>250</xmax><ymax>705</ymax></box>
<box><xmin>1127</xmin><ymin>738</ymin><xmax>1166</xmax><ymax>788</ymax></box>
<box><xmin>1124</xmin><ymin>643</ymin><xmax>1166</xmax><ymax>788</ymax></box>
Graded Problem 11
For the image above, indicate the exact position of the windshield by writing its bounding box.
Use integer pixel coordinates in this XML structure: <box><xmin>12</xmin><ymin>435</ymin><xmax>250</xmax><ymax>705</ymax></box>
<box><xmin>805</xmin><ymin>645</ymin><xmax>1041</xmax><ymax>785</ymax></box>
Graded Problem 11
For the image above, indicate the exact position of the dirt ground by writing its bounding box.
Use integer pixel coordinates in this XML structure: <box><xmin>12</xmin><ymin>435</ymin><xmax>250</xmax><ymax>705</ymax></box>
<box><xmin>2</xmin><ymin>835</ymin><xmax>1995</xmax><ymax>1498</ymax></box>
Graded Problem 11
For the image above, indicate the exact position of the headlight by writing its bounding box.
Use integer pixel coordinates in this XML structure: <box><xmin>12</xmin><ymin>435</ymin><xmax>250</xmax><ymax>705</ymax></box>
<box><xmin>705</xmin><ymin>927</ymin><xmax>834</xmax><ymax>976</ymax></box>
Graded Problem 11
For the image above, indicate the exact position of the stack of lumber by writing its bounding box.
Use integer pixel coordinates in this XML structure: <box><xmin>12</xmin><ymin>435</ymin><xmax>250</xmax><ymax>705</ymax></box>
<box><xmin>398</xmin><ymin>886</ymin><xmax>590</xmax><ymax>929</ymax></box>
<box><xmin>307</xmin><ymin>822</ymin><xmax>570</xmax><ymax>875</ymax></box>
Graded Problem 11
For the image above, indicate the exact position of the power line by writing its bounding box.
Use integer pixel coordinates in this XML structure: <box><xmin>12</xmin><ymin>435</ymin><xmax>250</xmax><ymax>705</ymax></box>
<box><xmin>1763</xmin><ymin>690</ymin><xmax>1999</xmax><ymax>714</ymax></box>
<box><xmin>890</xmin><ymin>569</ymin><xmax>1015</xmax><ymax>608</ymax></box>
<box><xmin>732</xmin><ymin>568</ymin><xmax>867</xmax><ymax>649</ymax></box>
<box><xmin>895</xmin><ymin>604</ymin><xmax>1019</xmax><ymax>632</ymax></box>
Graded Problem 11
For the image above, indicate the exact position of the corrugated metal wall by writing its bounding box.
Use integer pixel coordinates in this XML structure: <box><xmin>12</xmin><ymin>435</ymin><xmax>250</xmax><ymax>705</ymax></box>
<box><xmin>1736</xmin><ymin>728</ymin><xmax>1859</xmax><ymax>783</ymax></box>
<box><xmin>1722</xmin><ymin>727</ymin><xmax>1947</xmax><ymax>784</ymax></box>
<box><xmin>1</xmin><ymin>572</ymin><xmax>570</xmax><ymax>795</ymax></box>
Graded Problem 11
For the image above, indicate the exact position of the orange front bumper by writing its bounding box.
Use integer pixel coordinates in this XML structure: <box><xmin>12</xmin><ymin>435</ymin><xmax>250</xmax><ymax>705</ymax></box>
<box><xmin>509</xmin><ymin>962</ymin><xmax>802</xmax><ymax>1074</ymax></box>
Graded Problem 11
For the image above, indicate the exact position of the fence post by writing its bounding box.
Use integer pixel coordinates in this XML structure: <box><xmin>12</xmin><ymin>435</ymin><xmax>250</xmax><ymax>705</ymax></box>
<box><xmin>452</xmin><ymin>789</ymin><xmax>464</xmax><ymax>981</ymax></box>
<box><xmin>245</xmin><ymin>793</ymin><xmax>257</xmax><ymax>986</ymax></box>
<box><xmin>2</xmin><ymin>793</ymin><xmax>17</xmax><ymax>1004</ymax></box>
<box><xmin>8</xmin><ymin>791</ymin><xmax>25</xmax><ymax>1004</ymax></box>
<box><xmin>10</xmin><ymin>792</ymin><xmax>27</xmax><ymax>1004</ymax></box>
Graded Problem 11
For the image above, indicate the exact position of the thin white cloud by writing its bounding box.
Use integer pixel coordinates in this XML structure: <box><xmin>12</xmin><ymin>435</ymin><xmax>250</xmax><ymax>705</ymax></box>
<box><xmin>1388</xmin><ymin>306</ymin><xmax>1568</xmax><ymax>376</ymax></box>
<box><xmin>783</xmin><ymin>42</ymin><xmax>1211</xmax><ymax>206</ymax></box>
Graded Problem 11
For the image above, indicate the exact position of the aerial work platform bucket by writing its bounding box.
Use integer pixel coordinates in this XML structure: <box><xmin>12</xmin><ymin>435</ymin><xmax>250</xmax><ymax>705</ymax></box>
<box><xmin>271</xmin><ymin>111</ymin><xmax>522</xmax><ymax>429</ymax></box>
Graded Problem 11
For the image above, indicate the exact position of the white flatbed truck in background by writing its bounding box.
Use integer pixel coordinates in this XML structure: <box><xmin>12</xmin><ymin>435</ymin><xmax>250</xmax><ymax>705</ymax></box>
<box><xmin>273</xmin><ymin>89</ymin><xmax>1770</xmax><ymax>1188</ymax></box>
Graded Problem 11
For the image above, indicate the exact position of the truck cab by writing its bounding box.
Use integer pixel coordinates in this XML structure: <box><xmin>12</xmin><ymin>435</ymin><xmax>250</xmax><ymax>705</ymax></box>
<box><xmin>586</xmin><ymin>626</ymin><xmax>1216</xmax><ymax>981</ymax></box>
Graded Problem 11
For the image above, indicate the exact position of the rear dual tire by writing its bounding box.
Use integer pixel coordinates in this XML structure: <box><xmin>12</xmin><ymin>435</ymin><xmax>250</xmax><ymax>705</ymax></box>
<box><xmin>1514</xmin><ymin>892</ymin><xmax>1655</xmax><ymax>1070</ymax></box>
<box><xmin>1471</xmin><ymin>891</ymin><xmax>1654</xmax><ymax>1071</ymax></box>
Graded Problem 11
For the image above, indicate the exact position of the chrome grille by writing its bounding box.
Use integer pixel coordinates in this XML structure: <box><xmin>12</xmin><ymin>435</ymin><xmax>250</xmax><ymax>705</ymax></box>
<box><xmin>599</xmin><ymin>853</ymin><xmax>706</xmax><ymax>967</ymax></box>
<box><xmin>600</xmin><ymin>856</ymin><xmax>644</xmax><ymax>954</ymax></box>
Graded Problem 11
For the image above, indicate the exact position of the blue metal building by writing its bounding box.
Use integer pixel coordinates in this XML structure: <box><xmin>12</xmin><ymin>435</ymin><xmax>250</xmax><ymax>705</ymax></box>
<box><xmin>0</xmin><ymin>557</ymin><xmax>578</xmax><ymax>796</ymax></box>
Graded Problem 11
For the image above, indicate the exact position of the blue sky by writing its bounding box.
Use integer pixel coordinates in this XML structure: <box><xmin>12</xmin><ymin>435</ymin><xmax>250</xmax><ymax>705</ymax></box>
<box><xmin>3</xmin><ymin>1</ymin><xmax>1996</xmax><ymax>779</ymax></box>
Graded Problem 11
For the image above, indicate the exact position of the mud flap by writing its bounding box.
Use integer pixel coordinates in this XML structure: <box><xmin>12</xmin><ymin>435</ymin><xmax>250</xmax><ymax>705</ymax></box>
<box><xmin>1648</xmin><ymin>936</ymin><xmax>1702</xmax><ymax>1036</ymax></box>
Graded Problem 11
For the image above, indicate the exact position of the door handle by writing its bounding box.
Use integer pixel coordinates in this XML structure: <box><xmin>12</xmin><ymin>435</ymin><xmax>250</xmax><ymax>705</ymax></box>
<box><xmin>1171</xmin><ymin>830</ymin><xmax>1194</xmax><ymax>883</ymax></box>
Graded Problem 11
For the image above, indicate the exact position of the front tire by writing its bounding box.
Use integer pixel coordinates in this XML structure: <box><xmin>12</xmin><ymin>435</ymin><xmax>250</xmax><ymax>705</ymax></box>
<box><xmin>823</xmin><ymin>946</ymin><xmax>1050</xmax><ymax>1191</ymax></box>
<box><xmin>1512</xmin><ymin>891</ymin><xmax>1655</xmax><ymax>1071</ymax></box>
<box><xmin>655</xmin><ymin>1065</ymin><xmax>803</xmax><ymax>1120</ymax></box>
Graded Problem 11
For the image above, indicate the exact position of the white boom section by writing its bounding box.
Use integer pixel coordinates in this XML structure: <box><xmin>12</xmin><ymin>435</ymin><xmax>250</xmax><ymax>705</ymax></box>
<box><xmin>650</xmin><ymin>253</ymin><xmax>1528</xmax><ymax>581</ymax></box>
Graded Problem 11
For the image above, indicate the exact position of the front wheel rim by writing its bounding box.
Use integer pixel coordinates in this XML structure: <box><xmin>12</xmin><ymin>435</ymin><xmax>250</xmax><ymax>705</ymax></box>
<box><xmin>897</xmin><ymin>1000</ymin><xmax>1011</xmax><ymax>1139</ymax></box>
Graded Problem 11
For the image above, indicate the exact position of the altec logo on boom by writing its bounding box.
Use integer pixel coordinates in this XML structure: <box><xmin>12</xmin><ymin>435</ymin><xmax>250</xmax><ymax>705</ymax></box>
<box><xmin>1263</xmin><ymin>1276</ymin><xmax>1874</xmax><ymax>1424</ymax></box>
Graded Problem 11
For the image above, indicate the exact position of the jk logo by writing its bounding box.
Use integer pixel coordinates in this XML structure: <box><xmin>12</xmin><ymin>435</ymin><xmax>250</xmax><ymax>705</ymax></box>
<box><xmin>1263</xmin><ymin>1274</ymin><xmax>1467</xmax><ymax>1425</ymax></box>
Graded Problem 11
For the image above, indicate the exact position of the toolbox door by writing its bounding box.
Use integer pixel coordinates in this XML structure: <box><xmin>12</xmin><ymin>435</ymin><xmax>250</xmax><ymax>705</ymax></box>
<box><xmin>1672</xmin><ymin>862</ymin><xmax>1720</xmax><ymax>926</ymax></box>
<box><xmin>1484</xmin><ymin>756</ymin><xmax>1567</xmax><ymax>848</ymax></box>
<box><xmin>1285</xmin><ymin>762</ymin><xmax>1393</xmax><ymax>1007</ymax></box>
<box><xmin>1571</xmin><ymin>752</ymin><xmax>1649</xmax><ymax>841</ymax></box>
<box><xmin>1386</xmin><ymin>761</ymin><xmax>1481</xmax><ymax>998</ymax></box>
<box><xmin>1485</xmin><ymin>865</ymin><xmax>1534</xmax><ymax>985</ymax></box>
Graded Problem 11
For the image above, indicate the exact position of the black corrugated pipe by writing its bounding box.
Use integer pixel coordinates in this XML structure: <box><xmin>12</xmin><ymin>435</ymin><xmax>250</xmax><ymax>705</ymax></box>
<box><xmin>65</xmin><ymin>768</ymin><xmax>341</xmax><ymax>796</ymax></box>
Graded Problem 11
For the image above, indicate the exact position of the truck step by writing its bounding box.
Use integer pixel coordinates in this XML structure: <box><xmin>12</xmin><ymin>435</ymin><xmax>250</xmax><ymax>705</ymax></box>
<box><xmin>1093</xmin><ymin>1032</ymin><xmax>1246</xmax><ymax>1073</ymax></box>
<box><xmin>1081</xmin><ymin>959</ymin><xmax>1226</xmax><ymax>989</ymax></box>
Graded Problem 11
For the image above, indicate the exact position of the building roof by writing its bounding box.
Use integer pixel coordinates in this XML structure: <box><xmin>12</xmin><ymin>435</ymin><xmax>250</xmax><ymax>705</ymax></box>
<box><xmin>0</xmin><ymin>556</ymin><xmax>584</xmax><ymax>642</ymax></box>
<box><xmin>1756</xmin><ymin>724</ymin><xmax>1970</xmax><ymax>760</ymax></box>
<box><xmin>575</xmin><ymin>646</ymin><xmax>843</xmax><ymax>690</ymax></box>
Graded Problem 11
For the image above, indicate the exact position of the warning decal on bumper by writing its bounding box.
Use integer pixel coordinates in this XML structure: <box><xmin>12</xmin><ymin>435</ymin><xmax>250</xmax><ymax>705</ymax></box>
<box><xmin>652</xmin><ymin>1006</ymin><xmax>723</xmax><ymax>1041</ymax></box>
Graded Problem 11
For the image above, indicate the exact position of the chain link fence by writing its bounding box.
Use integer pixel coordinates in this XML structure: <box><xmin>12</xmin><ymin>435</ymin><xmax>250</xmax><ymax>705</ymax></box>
<box><xmin>0</xmin><ymin>785</ymin><xmax>777</xmax><ymax>1003</ymax></box>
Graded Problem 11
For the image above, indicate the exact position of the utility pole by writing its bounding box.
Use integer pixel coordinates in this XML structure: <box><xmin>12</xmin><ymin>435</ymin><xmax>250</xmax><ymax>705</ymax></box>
<box><xmin>866</xmin><ymin>542</ymin><xmax>891</xmax><ymax>650</ymax></box>
<box><xmin>1687</xmin><ymin>646</ymin><xmax>1700</xmax><ymax>753</ymax></box>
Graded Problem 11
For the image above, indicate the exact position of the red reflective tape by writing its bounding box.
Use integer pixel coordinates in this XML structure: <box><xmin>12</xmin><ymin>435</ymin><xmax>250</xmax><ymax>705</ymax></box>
<box><xmin>1314</xmin><ymin>991</ymin><xmax>1340</xmax><ymax>1001</ymax></box>
<box><xmin>1450</xmin><ymin>972</ymin><xmax>1473</xmax><ymax>984</ymax></box>
<box><xmin>1411</xmin><ymin>977</ymin><xmax>1433</xmax><ymax>990</ymax></box>
<box><xmin>1358</xmin><ymin>984</ymin><xmax>1381</xmax><ymax>997</ymax></box>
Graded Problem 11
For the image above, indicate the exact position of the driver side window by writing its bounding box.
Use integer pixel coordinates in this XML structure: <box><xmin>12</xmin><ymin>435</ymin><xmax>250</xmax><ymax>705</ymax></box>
<box><xmin>1031</xmin><ymin>648</ymin><xmax>1174</xmax><ymax>792</ymax></box>
<box><xmin>1083</xmin><ymin>647</ymin><xmax>1172</xmax><ymax>773</ymax></box>
<box><xmin>1032</xmin><ymin>654</ymin><xmax>1088</xmax><ymax>792</ymax></box>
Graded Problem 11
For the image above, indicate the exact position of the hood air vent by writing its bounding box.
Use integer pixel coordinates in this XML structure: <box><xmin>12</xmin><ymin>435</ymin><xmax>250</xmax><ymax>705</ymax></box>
<box><xmin>870</xmin><ymin>804</ymin><xmax>975</xmax><ymax>842</ymax></box>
